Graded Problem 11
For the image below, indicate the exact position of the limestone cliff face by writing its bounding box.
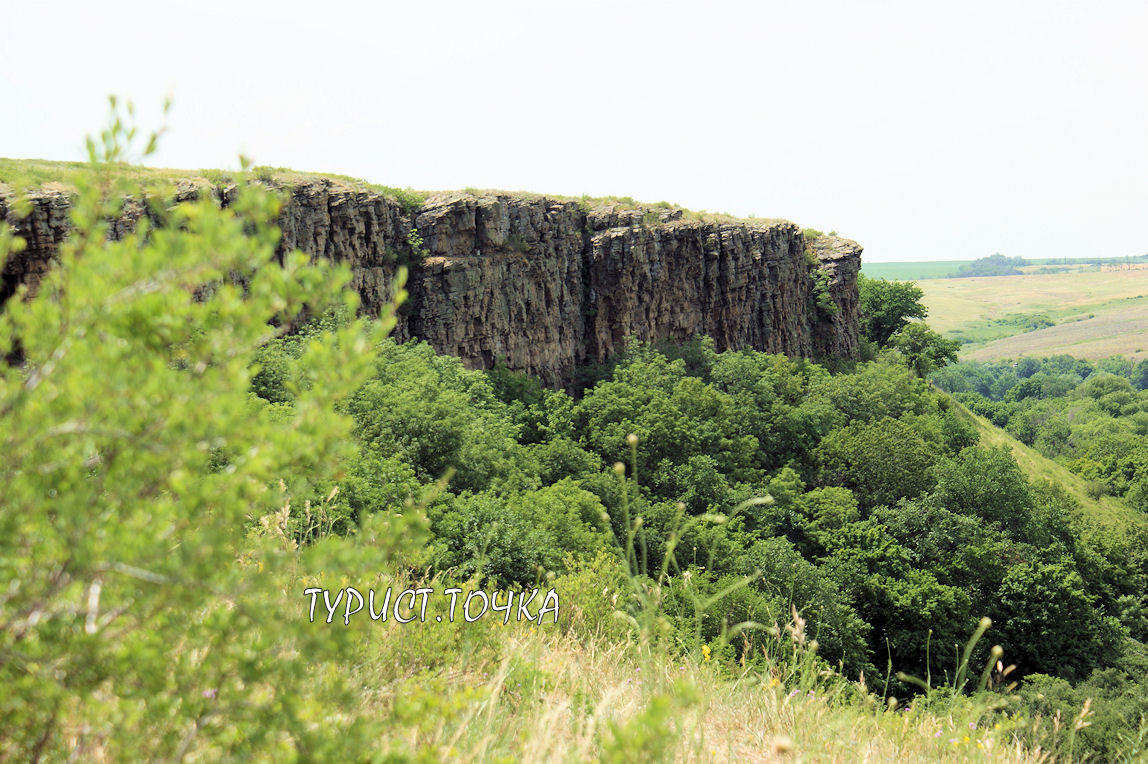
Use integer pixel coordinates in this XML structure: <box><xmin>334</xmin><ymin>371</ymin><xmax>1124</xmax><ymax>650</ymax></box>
<box><xmin>1</xmin><ymin>188</ymin><xmax>73</xmax><ymax>306</ymax></box>
<box><xmin>808</xmin><ymin>235</ymin><xmax>863</xmax><ymax>361</ymax></box>
<box><xmin>1</xmin><ymin>179</ymin><xmax>862</xmax><ymax>386</ymax></box>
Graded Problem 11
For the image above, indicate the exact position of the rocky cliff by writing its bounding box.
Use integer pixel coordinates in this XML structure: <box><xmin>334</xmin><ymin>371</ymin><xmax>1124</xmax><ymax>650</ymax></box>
<box><xmin>1</xmin><ymin>178</ymin><xmax>862</xmax><ymax>387</ymax></box>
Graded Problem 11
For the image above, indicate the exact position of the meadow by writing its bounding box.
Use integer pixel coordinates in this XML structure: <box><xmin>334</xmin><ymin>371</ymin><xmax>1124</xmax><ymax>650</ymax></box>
<box><xmin>915</xmin><ymin>270</ymin><xmax>1148</xmax><ymax>362</ymax></box>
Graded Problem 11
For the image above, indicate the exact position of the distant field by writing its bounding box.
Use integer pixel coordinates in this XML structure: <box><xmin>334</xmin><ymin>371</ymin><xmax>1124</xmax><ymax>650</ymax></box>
<box><xmin>960</xmin><ymin>304</ymin><xmax>1148</xmax><ymax>362</ymax></box>
<box><xmin>862</xmin><ymin>257</ymin><xmax>1147</xmax><ymax>281</ymax></box>
<box><xmin>918</xmin><ymin>269</ymin><xmax>1148</xmax><ymax>362</ymax></box>
<box><xmin>859</xmin><ymin>260</ymin><xmax>967</xmax><ymax>280</ymax></box>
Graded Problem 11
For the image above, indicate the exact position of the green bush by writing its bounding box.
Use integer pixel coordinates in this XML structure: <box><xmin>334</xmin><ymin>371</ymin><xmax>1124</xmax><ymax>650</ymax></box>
<box><xmin>431</xmin><ymin>480</ymin><xmax>612</xmax><ymax>586</ymax></box>
<box><xmin>0</xmin><ymin>105</ymin><xmax>408</xmax><ymax>759</ymax></box>
<box><xmin>995</xmin><ymin>561</ymin><xmax>1125</xmax><ymax>682</ymax></box>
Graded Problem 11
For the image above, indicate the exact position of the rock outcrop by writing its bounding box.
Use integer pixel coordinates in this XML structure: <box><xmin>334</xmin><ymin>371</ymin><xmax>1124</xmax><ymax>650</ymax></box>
<box><xmin>808</xmin><ymin>234</ymin><xmax>863</xmax><ymax>361</ymax></box>
<box><xmin>1</xmin><ymin>179</ymin><xmax>862</xmax><ymax>387</ymax></box>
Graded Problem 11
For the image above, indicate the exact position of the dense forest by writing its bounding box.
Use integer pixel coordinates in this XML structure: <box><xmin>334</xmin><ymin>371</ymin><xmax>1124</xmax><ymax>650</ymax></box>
<box><xmin>253</xmin><ymin>327</ymin><xmax>1148</xmax><ymax>758</ymax></box>
<box><xmin>3</xmin><ymin>118</ymin><xmax>1147</xmax><ymax>761</ymax></box>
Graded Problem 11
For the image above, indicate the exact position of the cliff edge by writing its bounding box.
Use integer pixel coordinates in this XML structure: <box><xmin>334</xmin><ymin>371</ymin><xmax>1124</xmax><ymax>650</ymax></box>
<box><xmin>1</xmin><ymin>176</ymin><xmax>861</xmax><ymax>386</ymax></box>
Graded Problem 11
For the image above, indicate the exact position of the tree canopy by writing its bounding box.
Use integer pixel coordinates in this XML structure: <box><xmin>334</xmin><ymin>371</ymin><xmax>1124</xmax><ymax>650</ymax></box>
<box><xmin>858</xmin><ymin>274</ymin><xmax>928</xmax><ymax>347</ymax></box>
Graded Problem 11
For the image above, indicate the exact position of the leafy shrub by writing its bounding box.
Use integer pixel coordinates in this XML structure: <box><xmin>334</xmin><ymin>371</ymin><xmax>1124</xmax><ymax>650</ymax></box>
<box><xmin>0</xmin><ymin>105</ymin><xmax>407</xmax><ymax>759</ymax></box>
<box><xmin>431</xmin><ymin>480</ymin><xmax>612</xmax><ymax>586</ymax></box>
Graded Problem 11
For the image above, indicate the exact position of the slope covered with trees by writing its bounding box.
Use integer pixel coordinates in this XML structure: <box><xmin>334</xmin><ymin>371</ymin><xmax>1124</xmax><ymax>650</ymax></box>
<box><xmin>933</xmin><ymin>355</ymin><xmax>1148</xmax><ymax>512</ymax></box>
<box><xmin>3</xmin><ymin>110</ymin><xmax>1146</xmax><ymax>761</ymax></box>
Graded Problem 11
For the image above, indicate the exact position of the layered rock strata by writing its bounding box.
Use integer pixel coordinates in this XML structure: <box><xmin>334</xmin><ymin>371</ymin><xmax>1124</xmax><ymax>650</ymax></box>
<box><xmin>1</xmin><ymin>180</ymin><xmax>862</xmax><ymax>387</ymax></box>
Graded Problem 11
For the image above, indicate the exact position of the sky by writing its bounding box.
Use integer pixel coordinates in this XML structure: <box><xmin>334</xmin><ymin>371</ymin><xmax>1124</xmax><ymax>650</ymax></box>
<box><xmin>2</xmin><ymin>0</ymin><xmax>1145</xmax><ymax>263</ymax></box>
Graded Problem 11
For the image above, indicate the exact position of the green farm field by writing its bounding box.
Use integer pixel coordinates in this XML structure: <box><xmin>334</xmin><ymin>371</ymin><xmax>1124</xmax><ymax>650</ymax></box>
<box><xmin>861</xmin><ymin>256</ymin><xmax>1148</xmax><ymax>281</ymax></box>
<box><xmin>917</xmin><ymin>268</ymin><xmax>1148</xmax><ymax>362</ymax></box>
<box><xmin>859</xmin><ymin>260</ymin><xmax>968</xmax><ymax>280</ymax></box>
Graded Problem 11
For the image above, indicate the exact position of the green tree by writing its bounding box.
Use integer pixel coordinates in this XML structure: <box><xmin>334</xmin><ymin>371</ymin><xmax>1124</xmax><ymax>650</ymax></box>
<box><xmin>930</xmin><ymin>445</ymin><xmax>1034</xmax><ymax>534</ymax></box>
<box><xmin>874</xmin><ymin>497</ymin><xmax>1011</xmax><ymax>614</ymax></box>
<box><xmin>889</xmin><ymin>322</ymin><xmax>960</xmax><ymax>378</ymax></box>
<box><xmin>995</xmin><ymin>562</ymin><xmax>1124</xmax><ymax>681</ymax></box>
<box><xmin>816</xmin><ymin>417</ymin><xmax>940</xmax><ymax>511</ymax></box>
<box><xmin>1133</xmin><ymin>359</ymin><xmax>1148</xmax><ymax>390</ymax></box>
<box><xmin>431</xmin><ymin>480</ymin><xmax>612</xmax><ymax>586</ymax></box>
<box><xmin>735</xmin><ymin>537</ymin><xmax>873</xmax><ymax>676</ymax></box>
<box><xmin>345</xmin><ymin>340</ymin><xmax>530</xmax><ymax>493</ymax></box>
<box><xmin>572</xmin><ymin>355</ymin><xmax>758</xmax><ymax>488</ymax></box>
<box><xmin>857</xmin><ymin>274</ymin><xmax>928</xmax><ymax>347</ymax></box>
<box><xmin>807</xmin><ymin>358</ymin><xmax>934</xmax><ymax>423</ymax></box>
<box><xmin>819</xmin><ymin>520</ymin><xmax>971</xmax><ymax>678</ymax></box>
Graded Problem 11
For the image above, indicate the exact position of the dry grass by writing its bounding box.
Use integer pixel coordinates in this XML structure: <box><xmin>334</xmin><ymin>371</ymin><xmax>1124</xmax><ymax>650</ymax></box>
<box><xmin>0</xmin><ymin>158</ymin><xmax>795</xmax><ymax>230</ymax></box>
<box><xmin>961</xmin><ymin>303</ymin><xmax>1148</xmax><ymax>363</ymax></box>
<box><xmin>429</xmin><ymin>187</ymin><xmax>791</xmax><ymax>227</ymax></box>
<box><xmin>236</xmin><ymin>551</ymin><xmax>1061</xmax><ymax>763</ymax></box>
<box><xmin>346</xmin><ymin>626</ymin><xmax>1049</xmax><ymax>763</ymax></box>
<box><xmin>0</xmin><ymin>158</ymin><xmax>425</xmax><ymax>213</ymax></box>
<box><xmin>920</xmin><ymin>270</ymin><xmax>1148</xmax><ymax>334</ymax></box>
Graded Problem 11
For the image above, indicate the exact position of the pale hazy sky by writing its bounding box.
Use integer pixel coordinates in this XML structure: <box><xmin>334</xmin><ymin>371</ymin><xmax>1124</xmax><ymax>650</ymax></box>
<box><xmin>3</xmin><ymin>0</ymin><xmax>1145</xmax><ymax>262</ymax></box>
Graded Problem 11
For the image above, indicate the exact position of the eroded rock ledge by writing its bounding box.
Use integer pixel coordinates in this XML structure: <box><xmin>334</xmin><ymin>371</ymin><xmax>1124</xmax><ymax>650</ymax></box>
<box><xmin>1</xmin><ymin>179</ymin><xmax>862</xmax><ymax>387</ymax></box>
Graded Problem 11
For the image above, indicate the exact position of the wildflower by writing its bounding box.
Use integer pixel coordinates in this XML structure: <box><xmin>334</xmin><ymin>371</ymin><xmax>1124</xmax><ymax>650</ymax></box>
<box><xmin>993</xmin><ymin>722</ymin><xmax>1001</xmax><ymax>730</ymax></box>
<box><xmin>202</xmin><ymin>688</ymin><xmax>218</xmax><ymax>700</ymax></box>
<box><xmin>702</xmin><ymin>644</ymin><xmax>712</xmax><ymax>662</ymax></box>
<box><xmin>949</xmin><ymin>738</ymin><xmax>958</xmax><ymax>745</ymax></box>
<box><xmin>788</xmin><ymin>689</ymin><xmax>800</xmax><ymax>698</ymax></box>
<box><xmin>963</xmin><ymin>736</ymin><xmax>970</xmax><ymax>744</ymax></box>
<box><xmin>969</xmin><ymin>722</ymin><xmax>976</xmax><ymax>729</ymax></box>
<box><xmin>934</xmin><ymin>731</ymin><xmax>941</xmax><ymax>738</ymax></box>
<box><xmin>977</xmin><ymin>743</ymin><xmax>984</xmax><ymax>750</ymax></box>
<box><xmin>768</xmin><ymin>677</ymin><xmax>780</xmax><ymax>688</ymax></box>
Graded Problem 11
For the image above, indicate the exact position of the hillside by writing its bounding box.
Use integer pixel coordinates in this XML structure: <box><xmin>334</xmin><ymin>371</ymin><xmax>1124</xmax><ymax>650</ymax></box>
<box><xmin>916</xmin><ymin>270</ymin><xmax>1148</xmax><ymax>362</ymax></box>
<box><xmin>4</xmin><ymin>147</ymin><xmax>1145</xmax><ymax>762</ymax></box>
<box><xmin>950</xmin><ymin>395</ymin><xmax>1147</xmax><ymax>533</ymax></box>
